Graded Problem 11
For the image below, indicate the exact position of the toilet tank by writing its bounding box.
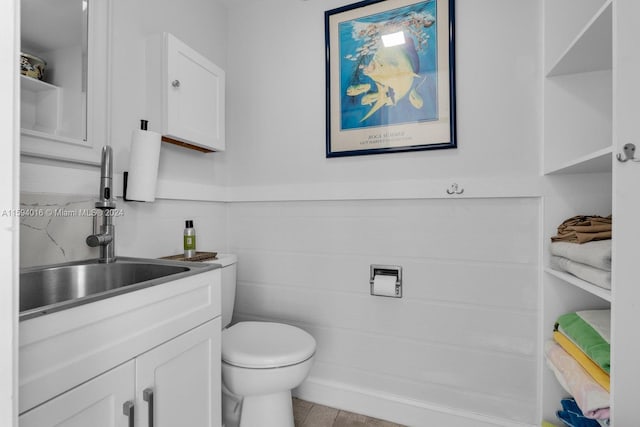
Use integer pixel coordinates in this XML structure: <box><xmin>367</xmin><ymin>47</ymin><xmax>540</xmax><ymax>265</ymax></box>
<box><xmin>205</xmin><ymin>254</ymin><xmax>237</xmax><ymax>328</ymax></box>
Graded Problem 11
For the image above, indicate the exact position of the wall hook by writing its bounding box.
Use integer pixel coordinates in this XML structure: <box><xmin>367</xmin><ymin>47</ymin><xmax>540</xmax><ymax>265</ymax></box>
<box><xmin>446</xmin><ymin>183</ymin><xmax>464</xmax><ymax>195</ymax></box>
<box><xmin>616</xmin><ymin>143</ymin><xmax>640</xmax><ymax>163</ymax></box>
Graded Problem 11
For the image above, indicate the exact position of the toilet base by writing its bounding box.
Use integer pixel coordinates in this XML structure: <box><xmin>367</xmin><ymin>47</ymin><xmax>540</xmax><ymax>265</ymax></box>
<box><xmin>239</xmin><ymin>391</ymin><xmax>294</xmax><ymax>427</ymax></box>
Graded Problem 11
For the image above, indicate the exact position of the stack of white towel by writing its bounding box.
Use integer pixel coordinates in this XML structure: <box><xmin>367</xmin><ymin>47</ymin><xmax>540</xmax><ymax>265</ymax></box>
<box><xmin>550</xmin><ymin>240</ymin><xmax>611</xmax><ymax>290</ymax></box>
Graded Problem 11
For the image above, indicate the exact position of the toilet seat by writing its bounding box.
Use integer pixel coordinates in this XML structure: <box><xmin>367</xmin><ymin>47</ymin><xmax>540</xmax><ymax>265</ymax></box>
<box><xmin>222</xmin><ymin>321</ymin><xmax>316</xmax><ymax>369</ymax></box>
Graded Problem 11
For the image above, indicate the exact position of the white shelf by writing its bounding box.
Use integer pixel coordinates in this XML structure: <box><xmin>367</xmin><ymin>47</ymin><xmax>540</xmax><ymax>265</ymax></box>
<box><xmin>20</xmin><ymin>75</ymin><xmax>59</xmax><ymax>92</ymax></box>
<box><xmin>544</xmin><ymin>146</ymin><xmax>613</xmax><ymax>175</ymax></box>
<box><xmin>20</xmin><ymin>129</ymin><xmax>86</xmax><ymax>146</ymax></box>
<box><xmin>20</xmin><ymin>75</ymin><xmax>61</xmax><ymax>135</ymax></box>
<box><xmin>545</xmin><ymin>267</ymin><xmax>612</xmax><ymax>302</ymax></box>
<box><xmin>546</xmin><ymin>0</ymin><xmax>612</xmax><ymax>77</ymax></box>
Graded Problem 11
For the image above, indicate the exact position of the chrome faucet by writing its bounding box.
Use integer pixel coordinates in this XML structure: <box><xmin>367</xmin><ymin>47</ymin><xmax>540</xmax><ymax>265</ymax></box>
<box><xmin>86</xmin><ymin>145</ymin><xmax>116</xmax><ymax>263</ymax></box>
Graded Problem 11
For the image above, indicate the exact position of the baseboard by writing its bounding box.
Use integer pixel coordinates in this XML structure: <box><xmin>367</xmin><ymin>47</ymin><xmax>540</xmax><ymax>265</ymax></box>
<box><xmin>293</xmin><ymin>376</ymin><xmax>536</xmax><ymax>427</ymax></box>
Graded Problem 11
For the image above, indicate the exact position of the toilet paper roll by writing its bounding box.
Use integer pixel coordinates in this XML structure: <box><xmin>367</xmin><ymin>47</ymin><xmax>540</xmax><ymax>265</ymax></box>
<box><xmin>372</xmin><ymin>274</ymin><xmax>397</xmax><ymax>297</ymax></box>
<box><xmin>127</xmin><ymin>128</ymin><xmax>161</xmax><ymax>202</ymax></box>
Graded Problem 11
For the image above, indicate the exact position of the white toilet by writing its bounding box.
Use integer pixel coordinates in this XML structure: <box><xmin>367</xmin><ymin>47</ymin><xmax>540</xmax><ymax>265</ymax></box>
<box><xmin>211</xmin><ymin>254</ymin><xmax>316</xmax><ymax>427</ymax></box>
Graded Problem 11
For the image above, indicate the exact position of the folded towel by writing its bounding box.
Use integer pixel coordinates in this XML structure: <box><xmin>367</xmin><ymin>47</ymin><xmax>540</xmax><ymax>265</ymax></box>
<box><xmin>551</xmin><ymin>231</ymin><xmax>611</xmax><ymax>244</ymax></box>
<box><xmin>550</xmin><ymin>240</ymin><xmax>611</xmax><ymax>271</ymax></box>
<box><xmin>545</xmin><ymin>341</ymin><xmax>610</xmax><ymax>420</ymax></box>
<box><xmin>551</xmin><ymin>215</ymin><xmax>612</xmax><ymax>244</ymax></box>
<box><xmin>574</xmin><ymin>310</ymin><xmax>611</xmax><ymax>343</ymax></box>
<box><xmin>554</xmin><ymin>331</ymin><xmax>609</xmax><ymax>391</ymax></box>
<box><xmin>557</xmin><ymin>398</ymin><xmax>605</xmax><ymax>426</ymax></box>
<box><xmin>550</xmin><ymin>256</ymin><xmax>611</xmax><ymax>290</ymax></box>
<box><xmin>556</xmin><ymin>311</ymin><xmax>610</xmax><ymax>374</ymax></box>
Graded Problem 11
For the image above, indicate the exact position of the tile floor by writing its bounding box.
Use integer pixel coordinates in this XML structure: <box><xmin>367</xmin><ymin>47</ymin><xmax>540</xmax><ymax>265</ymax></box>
<box><xmin>293</xmin><ymin>398</ymin><xmax>405</xmax><ymax>427</ymax></box>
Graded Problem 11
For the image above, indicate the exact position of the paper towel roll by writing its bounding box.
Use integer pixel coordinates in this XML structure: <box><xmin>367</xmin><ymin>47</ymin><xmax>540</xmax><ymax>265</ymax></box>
<box><xmin>127</xmin><ymin>128</ymin><xmax>161</xmax><ymax>202</ymax></box>
<box><xmin>372</xmin><ymin>274</ymin><xmax>397</xmax><ymax>297</ymax></box>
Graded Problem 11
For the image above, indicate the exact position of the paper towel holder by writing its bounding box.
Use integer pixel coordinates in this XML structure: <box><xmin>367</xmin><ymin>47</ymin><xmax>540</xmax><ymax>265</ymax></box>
<box><xmin>122</xmin><ymin>171</ymin><xmax>148</xmax><ymax>202</ymax></box>
<box><xmin>370</xmin><ymin>264</ymin><xmax>402</xmax><ymax>298</ymax></box>
<box><xmin>123</xmin><ymin>119</ymin><xmax>159</xmax><ymax>202</ymax></box>
<box><xmin>122</xmin><ymin>171</ymin><xmax>136</xmax><ymax>202</ymax></box>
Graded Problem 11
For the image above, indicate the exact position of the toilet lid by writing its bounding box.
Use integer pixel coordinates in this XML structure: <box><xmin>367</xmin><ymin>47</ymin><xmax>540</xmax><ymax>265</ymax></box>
<box><xmin>222</xmin><ymin>322</ymin><xmax>316</xmax><ymax>368</ymax></box>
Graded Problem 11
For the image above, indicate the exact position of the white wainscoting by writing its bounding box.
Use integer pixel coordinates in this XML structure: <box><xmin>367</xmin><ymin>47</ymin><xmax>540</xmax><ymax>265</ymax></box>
<box><xmin>21</xmin><ymin>159</ymin><xmax>541</xmax><ymax>425</ymax></box>
<box><xmin>229</xmin><ymin>197</ymin><xmax>540</xmax><ymax>426</ymax></box>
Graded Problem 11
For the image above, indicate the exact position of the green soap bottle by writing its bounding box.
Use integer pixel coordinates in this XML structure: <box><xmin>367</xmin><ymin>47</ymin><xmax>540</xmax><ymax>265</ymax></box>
<box><xmin>184</xmin><ymin>220</ymin><xmax>196</xmax><ymax>258</ymax></box>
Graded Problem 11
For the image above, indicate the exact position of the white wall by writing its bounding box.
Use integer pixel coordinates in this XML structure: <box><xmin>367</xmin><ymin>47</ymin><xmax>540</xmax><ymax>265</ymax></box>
<box><xmin>17</xmin><ymin>0</ymin><xmax>544</xmax><ymax>425</ymax></box>
<box><xmin>109</xmin><ymin>0</ymin><xmax>229</xmax><ymax>186</ymax></box>
<box><xmin>224</xmin><ymin>0</ymin><xmax>542</xmax><ymax>425</ymax></box>
<box><xmin>225</xmin><ymin>0</ymin><xmax>541</xmax><ymax>188</ymax></box>
<box><xmin>229</xmin><ymin>198</ymin><xmax>540</xmax><ymax>425</ymax></box>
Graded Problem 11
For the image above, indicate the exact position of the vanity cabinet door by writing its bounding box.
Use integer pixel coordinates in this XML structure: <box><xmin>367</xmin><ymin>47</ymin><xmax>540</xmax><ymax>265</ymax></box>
<box><xmin>136</xmin><ymin>318</ymin><xmax>221</xmax><ymax>427</ymax></box>
<box><xmin>19</xmin><ymin>361</ymin><xmax>135</xmax><ymax>427</ymax></box>
<box><xmin>147</xmin><ymin>33</ymin><xmax>225</xmax><ymax>152</ymax></box>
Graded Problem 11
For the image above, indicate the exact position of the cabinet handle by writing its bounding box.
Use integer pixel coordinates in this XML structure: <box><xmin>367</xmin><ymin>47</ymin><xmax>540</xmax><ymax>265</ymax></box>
<box><xmin>143</xmin><ymin>388</ymin><xmax>154</xmax><ymax>427</ymax></box>
<box><xmin>123</xmin><ymin>400</ymin><xmax>135</xmax><ymax>427</ymax></box>
<box><xmin>171</xmin><ymin>79</ymin><xmax>180</xmax><ymax>88</ymax></box>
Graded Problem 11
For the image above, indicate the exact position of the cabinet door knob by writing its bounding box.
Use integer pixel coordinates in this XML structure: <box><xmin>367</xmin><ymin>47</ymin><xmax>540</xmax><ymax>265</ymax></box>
<box><xmin>171</xmin><ymin>79</ymin><xmax>180</xmax><ymax>88</ymax></box>
<box><xmin>143</xmin><ymin>388</ymin><xmax>154</xmax><ymax>427</ymax></box>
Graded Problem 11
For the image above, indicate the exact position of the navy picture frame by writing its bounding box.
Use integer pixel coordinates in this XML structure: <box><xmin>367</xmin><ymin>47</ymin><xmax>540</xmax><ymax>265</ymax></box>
<box><xmin>325</xmin><ymin>0</ymin><xmax>456</xmax><ymax>157</ymax></box>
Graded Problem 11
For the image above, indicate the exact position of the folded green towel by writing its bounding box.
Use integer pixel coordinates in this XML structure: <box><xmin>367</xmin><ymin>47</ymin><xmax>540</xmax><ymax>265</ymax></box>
<box><xmin>556</xmin><ymin>311</ymin><xmax>610</xmax><ymax>374</ymax></box>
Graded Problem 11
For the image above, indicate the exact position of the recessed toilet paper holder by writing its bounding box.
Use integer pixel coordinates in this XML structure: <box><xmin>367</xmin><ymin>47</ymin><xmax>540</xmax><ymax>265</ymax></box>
<box><xmin>370</xmin><ymin>264</ymin><xmax>402</xmax><ymax>298</ymax></box>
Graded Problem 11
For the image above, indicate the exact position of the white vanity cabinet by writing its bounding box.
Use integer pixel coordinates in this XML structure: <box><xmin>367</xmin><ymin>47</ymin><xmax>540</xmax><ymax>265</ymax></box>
<box><xmin>19</xmin><ymin>268</ymin><xmax>222</xmax><ymax>427</ymax></box>
<box><xmin>20</xmin><ymin>319</ymin><xmax>221</xmax><ymax>427</ymax></box>
<box><xmin>136</xmin><ymin>318</ymin><xmax>221</xmax><ymax>427</ymax></box>
<box><xmin>19</xmin><ymin>361</ymin><xmax>135</xmax><ymax>427</ymax></box>
<box><xmin>146</xmin><ymin>33</ymin><xmax>226</xmax><ymax>153</ymax></box>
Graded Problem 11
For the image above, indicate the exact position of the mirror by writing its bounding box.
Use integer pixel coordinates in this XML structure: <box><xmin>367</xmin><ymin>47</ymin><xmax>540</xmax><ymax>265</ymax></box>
<box><xmin>20</xmin><ymin>0</ymin><xmax>110</xmax><ymax>165</ymax></box>
<box><xmin>21</xmin><ymin>0</ymin><xmax>88</xmax><ymax>142</ymax></box>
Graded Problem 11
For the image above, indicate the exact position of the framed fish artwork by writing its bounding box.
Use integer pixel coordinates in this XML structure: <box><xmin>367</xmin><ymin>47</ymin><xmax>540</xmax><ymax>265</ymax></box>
<box><xmin>325</xmin><ymin>0</ymin><xmax>456</xmax><ymax>157</ymax></box>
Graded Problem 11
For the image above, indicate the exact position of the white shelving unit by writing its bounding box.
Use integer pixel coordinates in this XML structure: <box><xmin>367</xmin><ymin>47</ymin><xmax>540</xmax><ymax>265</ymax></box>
<box><xmin>544</xmin><ymin>267</ymin><xmax>611</xmax><ymax>302</ymax></box>
<box><xmin>541</xmin><ymin>0</ymin><xmax>614</xmax><ymax>423</ymax></box>
<box><xmin>544</xmin><ymin>146</ymin><xmax>612</xmax><ymax>176</ymax></box>
<box><xmin>20</xmin><ymin>75</ymin><xmax>61</xmax><ymax>135</ymax></box>
<box><xmin>20</xmin><ymin>75</ymin><xmax>88</xmax><ymax>146</ymax></box>
<box><xmin>546</xmin><ymin>0</ymin><xmax>612</xmax><ymax>77</ymax></box>
<box><xmin>19</xmin><ymin>0</ymin><xmax>109</xmax><ymax>164</ymax></box>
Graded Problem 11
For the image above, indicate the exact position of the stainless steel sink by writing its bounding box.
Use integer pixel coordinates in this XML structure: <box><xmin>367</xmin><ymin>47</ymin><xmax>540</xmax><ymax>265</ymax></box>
<box><xmin>20</xmin><ymin>257</ymin><xmax>218</xmax><ymax>320</ymax></box>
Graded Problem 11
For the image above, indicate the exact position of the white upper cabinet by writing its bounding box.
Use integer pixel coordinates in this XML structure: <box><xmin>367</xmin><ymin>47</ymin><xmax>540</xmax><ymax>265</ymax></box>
<box><xmin>147</xmin><ymin>33</ymin><xmax>226</xmax><ymax>152</ymax></box>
